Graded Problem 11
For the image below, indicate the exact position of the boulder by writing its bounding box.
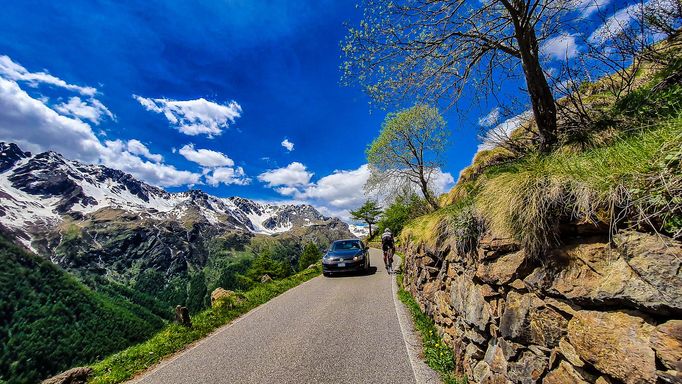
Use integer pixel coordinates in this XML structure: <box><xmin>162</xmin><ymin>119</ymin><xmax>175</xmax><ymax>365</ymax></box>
<box><xmin>558</xmin><ymin>338</ymin><xmax>584</xmax><ymax>367</ymax></box>
<box><xmin>479</xmin><ymin>236</ymin><xmax>520</xmax><ymax>260</ymax></box>
<box><xmin>260</xmin><ymin>274</ymin><xmax>273</xmax><ymax>283</ymax></box>
<box><xmin>567</xmin><ymin>310</ymin><xmax>656</xmax><ymax>384</ymax></box>
<box><xmin>543</xmin><ymin>361</ymin><xmax>589</xmax><ymax>384</ymax></box>
<box><xmin>41</xmin><ymin>367</ymin><xmax>92</xmax><ymax>384</ymax></box>
<box><xmin>476</xmin><ymin>250</ymin><xmax>527</xmax><ymax>286</ymax></box>
<box><xmin>211</xmin><ymin>287</ymin><xmax>239</xmax><ymax>308</ymax></box>
<box><xmin>649</xmin><ymin>320</ymin><xmax>682</xmax><ymax>371</ymax></box>
<box><xmin>450</xmin><ymin>274</ymin><xmax>491</xmax><ymax>331</ymax></box>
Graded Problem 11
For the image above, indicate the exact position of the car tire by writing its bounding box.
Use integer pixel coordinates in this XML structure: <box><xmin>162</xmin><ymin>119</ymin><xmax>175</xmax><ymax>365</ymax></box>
<box><xmin>323</xmin><ymin>272</ymin><xmax>330</xmax><ymax>277</ymax></box>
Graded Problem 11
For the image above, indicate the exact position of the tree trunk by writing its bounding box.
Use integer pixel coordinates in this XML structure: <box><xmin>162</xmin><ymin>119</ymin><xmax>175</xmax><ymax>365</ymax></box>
<box><xmin>368</xmin><ymin>222</ymin><xmax>373</xmax><ymax>238</ymax></box>
<box><xmin>516</xmin><ymin>29</ymin><xmax>558</xmax><ymax>153</ymax></box>
<box><xmin>418</xmin><ymin>169</ymin><xmax>439</xmax><ymax>211</ymax></box>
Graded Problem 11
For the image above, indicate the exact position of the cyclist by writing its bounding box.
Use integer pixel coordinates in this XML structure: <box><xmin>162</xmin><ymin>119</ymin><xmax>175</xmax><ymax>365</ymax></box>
<box><xmin>381</xmin><ymin>228</ymin><xmax>395</xmax><ymax>273</ymax></box>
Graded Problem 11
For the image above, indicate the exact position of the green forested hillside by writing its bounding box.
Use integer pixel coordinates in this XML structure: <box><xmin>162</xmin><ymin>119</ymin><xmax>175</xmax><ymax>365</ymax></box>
<box><xmin>0</xmin><ymin>237</ymin><xmax>166</xmax><ymax>384</ymax></box>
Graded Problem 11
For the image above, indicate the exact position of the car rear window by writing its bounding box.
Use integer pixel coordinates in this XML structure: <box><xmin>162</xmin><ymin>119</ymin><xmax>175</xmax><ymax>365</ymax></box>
<box><xmin>332</xmin><ymin>240</ymin><xmax>361</xmax><ymax>250</ymax></box>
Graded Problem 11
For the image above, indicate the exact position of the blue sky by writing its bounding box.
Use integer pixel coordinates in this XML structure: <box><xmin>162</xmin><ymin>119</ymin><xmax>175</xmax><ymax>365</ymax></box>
<box><xmin>0</xmin><ymin>0</ymin><xmax>656</xmax><ymax>219</ymax></box>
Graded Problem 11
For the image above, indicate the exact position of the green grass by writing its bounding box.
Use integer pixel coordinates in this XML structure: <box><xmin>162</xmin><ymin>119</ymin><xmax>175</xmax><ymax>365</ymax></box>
<box><xmin>395</xmin><ymin>264</ymin><xmax>465</xmax><ymax>384</ymax></box>
<box><xmin>88</xmin><ymin>266</ymin><xmax>321</xmax><ymax>384</ymax></box>
<box><xmin>476</xmin><ymin>117</ymin><xmax>681</xmax><ymax>256</ymax></box>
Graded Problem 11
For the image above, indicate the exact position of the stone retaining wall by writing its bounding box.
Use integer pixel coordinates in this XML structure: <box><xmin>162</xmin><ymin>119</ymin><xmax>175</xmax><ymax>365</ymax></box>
<box><xmin>401</xmin><ymin>229</ymin><xmax>681</xmax><ymax>383</ymax></box>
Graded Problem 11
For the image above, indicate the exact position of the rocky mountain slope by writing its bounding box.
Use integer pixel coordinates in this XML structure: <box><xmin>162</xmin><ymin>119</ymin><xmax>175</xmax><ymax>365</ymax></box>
<box><xmin>0</xmin><ymin>142</ymin><xmax>345</xmax><ymax>248</ymax></box>
<box><xmin>0</xmin><ymin>141</ymin><xmax>352</xmax><ymax>284</ymax></box>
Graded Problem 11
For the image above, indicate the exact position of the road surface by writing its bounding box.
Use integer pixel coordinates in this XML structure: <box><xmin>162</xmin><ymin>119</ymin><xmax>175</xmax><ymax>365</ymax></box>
<box><xmin>131</xmin><ymin>249</ymin><xmax>433</xmax><ymax>384</ymax></box>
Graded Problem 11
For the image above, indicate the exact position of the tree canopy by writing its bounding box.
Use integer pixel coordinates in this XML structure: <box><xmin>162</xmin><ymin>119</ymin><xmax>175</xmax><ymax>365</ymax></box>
<box><xmin>350</xmin><ymin>200</ymin><xmax>383</xmax><ymax>237</ymax></box>
<box><xmin>343</xmin><ymin>0</ymin><xmax>580</xmax><ymax>152</ymax></box>
<box><xmin>366</xmin><ymin>104</ymin><xmax>449</xmax><ymax>210</ymax></box>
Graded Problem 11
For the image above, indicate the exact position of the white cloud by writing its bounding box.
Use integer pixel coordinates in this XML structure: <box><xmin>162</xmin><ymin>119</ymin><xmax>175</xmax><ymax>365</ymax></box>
<box><xmin>0</xmin><ymin>55</ymin><xmax>97</xmax><ymax>96</ymax></box>
<box><xmin>478</xmin><ymin>111</ymin><xmax>533</xmax><ymax>151</ymax></box>
<box><xmin>478</xmin><ymin>107</ymin><xmax>501</xmax><ymax>127</ymax></box>
<box><xmin>257</xmin><ymin>162</ymin><xmax>313</xmax><ymax>187</ymax></box>
<box><xmin>54</xmin><ymin>96</ymin><xmax>115</xmax><ymax>124</ymax></box>
<box><xmin>260</xmin><ymin>164</ymin><xmax>455</xmax><ymax>222</ymax></box>
<box><xmin>205</xmin><ymin>167</ymin><xmax>251</xmax><ymax>186</ymax></box>
<box><xmin>126</xmin><ymin>139</ymin><xmax>163</xmax><ymax>163</ymax></box>
<box><xmin>589</xmin><ymin>0</ymin><xmax>675</xmax><ymax>44</ymax></box>
<box><xmin>281</xmin><ymin>138</ymin><xmax>294</xmax><ymax>151</ymax></box>
<box><xmin>541</xmin><ymin>33</ymin><xmax>580</xmax><ymax>60</ymax></box>
<box><xmin>134</xmin><ymin>95</ymin><xmax>242</xmax><ymax>137</ymax></box>
<box><xmin>297</xmin><ymin>164</ymin><xmax>371</xmax><ymax>209</ymax></box>
<box><xmin>0</xmin><ymin>56</ymin><xmax>202</xmax><ymax>188</ymax></box>
<box><xmin>178</xmin><ymin>143</ymin><xmax>235</xmax><ymax>167</ymax></box>
<box><xmin>572</xmin><ymin>0</ymin><xmax>612</xmax><ymax>17</ymax></box>
<box><xmin>100</xmin><ymin>140</ymin><xmax>201</xmax><ymax>187</ymax></box>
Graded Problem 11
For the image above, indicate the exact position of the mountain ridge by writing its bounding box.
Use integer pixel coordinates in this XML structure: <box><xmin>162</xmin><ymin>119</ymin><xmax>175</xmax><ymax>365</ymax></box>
<box><xmin>0</xmin><ymin>142</ymin><xmax>350</xmax><ymax>252</ymax></box>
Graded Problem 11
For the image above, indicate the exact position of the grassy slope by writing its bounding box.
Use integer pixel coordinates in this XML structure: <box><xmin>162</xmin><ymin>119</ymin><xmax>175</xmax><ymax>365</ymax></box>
<box><xmin>404</xmin><ymin>50</ymin><xmax>682</xmax><ymax>254</ymax></box>
<box><xmin>88</xmin><ymin>265</ymin><xmax>321</xmax><ymax>384</ymax></box>
<box><xmin>0</xmin><ymin>237</ymin><xmax>166</xmax><ymax>384</ymax></box>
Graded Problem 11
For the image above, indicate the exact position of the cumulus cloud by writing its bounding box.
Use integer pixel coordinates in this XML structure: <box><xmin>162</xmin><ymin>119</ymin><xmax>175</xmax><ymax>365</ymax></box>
<box><xmin>126</xmin><ymin>139</ymin><xmax>163</xmax><ymax>163</ymax></box>
<box><xmin>541</xmin><ymin>33</ymin><xmax>580</xmax><ymax>60</ymax></box>
<box><xmin>178</xmin><ymin>143</ymin><xmax>235</xmax><ymax>167</ymax></box>
<box><xmin>100</xmin><ymin>140</ymin><xmax>201</xmax><ymax>187</ymax></box>
<box><xmin>478</xmin><ymin>111</ymin><xmax>533</xmax><ymax>151</ymax></box>
<box><xmin>0</xmin><ymin>55</ymin><xmax>202</xmax><ymax>188</ymax></box>
<box><xmin>281</xmin><ymin>138</ymin><xmax>294</xmax><ymax>151</ymax></box>
<box><xmin>54</xmin><ymin>96</ymin><xmax>115</xmax><ymax>124</ymax></box>
<box><xmin>571</xmin><ymin>0</ymin><xmax>612</xmax><ymax>17</ymax></box>
<box><xmin>133</xmin><ymin>95</ymin><xmax>242</xmax><ymax>137</ymax></box>
<box><xmin>260</xmin><ymin>164</ymin><xmax>455</xmax><ymax>222</ymax></box>
<box><xmin>0</xmin><ymin>55</ymin><xmax>97</xmax><ymax>96</ymax></box>
<box><xmin>257</xmin><ymin>162</ymin><xmax>313</xmax><ymax>187</ymax></box>
<box><xmin>588</xmin><ymin>0</ymin><xmax>671</xmax><ymax>44</ymax></box>
<box><xmin>478</xmin><ymin>107</ymin><xmax>501</xmax><ymax>127</ymax></box>
<box><xmin>205</xmin><ymin>166</ymin><xmax>251</xmax><ymax>186</ymax></box>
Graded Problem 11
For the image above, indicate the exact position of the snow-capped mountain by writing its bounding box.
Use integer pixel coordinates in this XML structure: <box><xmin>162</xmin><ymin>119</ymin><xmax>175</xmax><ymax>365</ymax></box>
<box><xmin>348</xmin><ymin>224</ymin><xmax>369</xmax><ymax>238</ymax></box>
<box><xmin>0</xmin><ymin>142</ymin><xmax>347</xmax><ymax>250</ymax></box>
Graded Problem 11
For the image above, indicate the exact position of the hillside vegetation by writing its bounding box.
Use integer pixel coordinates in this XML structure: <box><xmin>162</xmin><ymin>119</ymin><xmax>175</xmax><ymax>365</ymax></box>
<box><xmin>404</xmin><ymin>41</ymin><xmax>682</xmax><ymax>256</ymax></box>
<box><xmin>0</xmin><ymin>236</ymin><xmax>166</xmax><ymax>384</ymax></box>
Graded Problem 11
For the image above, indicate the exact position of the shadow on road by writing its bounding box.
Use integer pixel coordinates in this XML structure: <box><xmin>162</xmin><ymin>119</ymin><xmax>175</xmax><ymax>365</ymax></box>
<box><xmin>324</xmin><ymin>266</ymin><xmax>378</xmax><ymax>278</ymax></box>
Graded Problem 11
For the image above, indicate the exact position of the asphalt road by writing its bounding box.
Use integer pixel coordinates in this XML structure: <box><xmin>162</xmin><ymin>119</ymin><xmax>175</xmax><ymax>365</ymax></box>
<box><xmin>132</xmin><ymin>249</ymin><xmax>419</xmax><ymax>384</ymax></box>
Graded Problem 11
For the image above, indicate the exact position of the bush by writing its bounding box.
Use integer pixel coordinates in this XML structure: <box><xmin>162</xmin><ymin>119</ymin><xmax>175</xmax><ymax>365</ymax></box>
<box><xmin>298</xmin><ymin>242</ymin><xmax>322</xmax><ymax>271</ymax></box>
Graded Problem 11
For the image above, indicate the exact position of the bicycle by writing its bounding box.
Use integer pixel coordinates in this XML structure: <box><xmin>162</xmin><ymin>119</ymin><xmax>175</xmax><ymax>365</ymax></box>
<box><xmin>383</xmin><ymin>247</ymin><xmax>394</xmax><ymax>273</ymax></box>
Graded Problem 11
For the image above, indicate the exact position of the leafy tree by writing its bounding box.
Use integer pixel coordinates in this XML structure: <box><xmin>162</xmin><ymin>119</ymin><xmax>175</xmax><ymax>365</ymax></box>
<box><xmin>350</xmin><ymin>199</ymin><xmax>383</xmax><ymax>237</ymax></box>
<box><xmin>343</xmin><ymin>0</ymin><xmax>575</xmax><ymax>152</ymax></box>
<box><xmin>377</xmin><ymin>194</ymin><xmax>429</xmax><ymax>236</ymax></box>
<box><xmin>298</xmin><ymin>242</ymin><xmax>322</xmax><ymax>271</ymax></box>
<box><xmin>366</xmin><ymin>104</ymin><xmax>448</xmax><ymax>210</ymax></box>
<box><xmin>186</xmin><ymin>271</ymin><xmax>208</xmax><ymax>313</ymax></box>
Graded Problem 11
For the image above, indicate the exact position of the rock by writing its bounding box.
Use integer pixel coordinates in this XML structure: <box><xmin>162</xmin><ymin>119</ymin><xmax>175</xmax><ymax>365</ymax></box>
<box><xmin>559</xmin><ymin>338</ymin><xmax>584</xmax><ymax>367</ymax></box>
<box><xmin>422</xmin><ymin>281</ymin><xmax>441</xmax><ymax>301</ymax></box>
<box><xmin>616</xmin><ymin>231</ymin><xmax>682</xmax><ymax>312</ymax></box>
<box><xmin>509</xmin><ymin>279</ymin><xmax>526</xmax><ymax>291</ymax></box>
<box><xmin>543</xmin><ymin>361</ymin><xmax>589</xmax><ymax>384</ymax></box>
<box><xmin>476</xmin><ymin>250</ymin><xmax>527</xmax><ymax>286</ymax></box>
<box><xmin>500</xmin><ymin>292</ymin><xmax>567</xmax><ymax>348</ymax></box>
<box><xmin>41</xmin><ymin>367</ymin><xmax>92</xmax><ymax>384</ymax></box>
<box><xmin>211</xmin><ymin>287</ymin><xmax>240</xmax><ymax>308</ymax></box>
<box><xmin>450</xmin><ymin>274</ymin><xmax>492</xmax><ymax>331</ymax></box>
<box><xmin>507</xmin><ymin>350</ymin><xmax>548</xmax><ymax>384</ymax></box>
<box><xmin>649</xmin><ymin>320</ymin><xmax>682</xmax><ymax>371</ymax></box>
<box><xmin>260</xmin><ymin>274</ymin><xmax>273</xmax><ymax>283</ymax></box>
<box><xmin>472</xmin><ymin>361</ymin><xmax>491</xmax><ymax>383</ymax></box>
<box><xmin>529</xmin><ymin>239</ymin><xmax>680</xmax><ymax>314</ymax></box>
<box><xmin>479</xmin><ymin>236</ymin><xmax>521</xmax><ymax>260</ymax></box>
<box><xmin>479</xmin><ymin>284</ymin><xmax>499</xmax><ymax>298</ymax></box>
<box><xmin>484</xmin><ymin>340</ymin><xmax>508</xmax><ymax>374</ymax></box>
<box><xmin>175</xmin><ymin>305</ymin><xmax>192</xmax><ymax>327</ymax></box>
<box><xmin>568</xmin><ymin>310</ymin><xmax>656</xmax><ymax>384</ymax></box>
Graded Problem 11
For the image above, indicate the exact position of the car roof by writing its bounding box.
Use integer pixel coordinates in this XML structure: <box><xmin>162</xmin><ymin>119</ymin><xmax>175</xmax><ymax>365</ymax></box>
<box><xmin>333</xmin><ymin>238</ymin><xmax>361</xmax><ymax>242</ymax></box>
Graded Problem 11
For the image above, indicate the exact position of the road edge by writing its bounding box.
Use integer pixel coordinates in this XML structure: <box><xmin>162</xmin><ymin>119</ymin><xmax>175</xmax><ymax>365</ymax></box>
<box><xmin>391</xmin><ymin>258</ymin><xmax>442</xmax><ymax>384</ymax></box>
